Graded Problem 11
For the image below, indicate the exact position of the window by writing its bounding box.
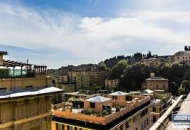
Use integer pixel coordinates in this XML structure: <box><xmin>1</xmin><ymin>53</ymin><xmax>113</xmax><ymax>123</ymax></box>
<box><xmin>126</xmin><ymin>95</ymin><xmax>132</xmax><ymax>101</ymax></box>
<box><xmin>156</xmin><ymin>85</ymin><xmax>158</xmax><ymax>89</ymax></box>
<box><xmin>90</xmin><ymin>102</ymin><xmax>95</xmax><ymax>108</ymax></box>
<box><xmin>163</xmin><ymin>85</ymin><xmax>165</xmax><ymax>90</ymax></box>
<box><xmin>153</xmin><ymin>107</ymin><xmax>156</xmax><ymax>112</ymax></box>
<box><xmin>112</xmin><ymin>96</ymin><xmax>117</xmax><ymax>100</ymax></box>
<box><xmin>141</xmin><ymin>122</ymin><xmax>144</xmax><ymax>130</ymax></box>
<box><xmin>126</xmin><ymin>122</ymin><xmax>129</xmax><ymax>128</ymax></box>
<box><xmin>153</xmin><ymin>116</ymin><xmax>157</xmax><ymax>123</ymax></box>
<box><xmin>147</xmin><ymin>118</ymin><xmax>149</xmax><ymax>125</ymax></box>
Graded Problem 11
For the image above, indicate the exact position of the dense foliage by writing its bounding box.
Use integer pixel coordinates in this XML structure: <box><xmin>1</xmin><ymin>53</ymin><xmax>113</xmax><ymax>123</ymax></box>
<box><xmin>108</xmin><ymin>60</ymin><xmax>190</xmax><ymax>95</ymax></box>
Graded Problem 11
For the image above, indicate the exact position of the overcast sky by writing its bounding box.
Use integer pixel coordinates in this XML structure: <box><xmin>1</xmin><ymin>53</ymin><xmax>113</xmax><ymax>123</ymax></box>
<box><xmin>0</xmin><ymin>0</ymin><xmax>190</xmax><ymax>68</ymax></box>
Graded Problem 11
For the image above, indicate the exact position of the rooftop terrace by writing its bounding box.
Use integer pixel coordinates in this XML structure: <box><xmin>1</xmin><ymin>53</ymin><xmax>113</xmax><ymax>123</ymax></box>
<box><xmin>52</xmin><ymin>93</ymin><xmax>151</xmax><ymax>129</ymax></box>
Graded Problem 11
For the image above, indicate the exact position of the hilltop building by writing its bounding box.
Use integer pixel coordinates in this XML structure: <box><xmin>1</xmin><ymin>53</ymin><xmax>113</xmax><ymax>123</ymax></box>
<box><xmin>141</xmin><ymin>58</ymin><xmax>163</xmax><ymax>65</ymax></box>
<box><xmin>0</xmin><ymin>51</ymin><xmax>63</xmax><ymax>130</ymax></box>
<box><xmin>168</xmin><ymin>51</ymin><xmax>190</xmax><ymax>65</ymax></box>
<box><xmin>142</xmin><ymin>73</ymin><xmax>169</xmax><ymax>91</ymax></box>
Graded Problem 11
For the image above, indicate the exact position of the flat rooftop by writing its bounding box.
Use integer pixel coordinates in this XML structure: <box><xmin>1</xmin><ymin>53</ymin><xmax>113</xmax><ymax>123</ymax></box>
<box><xmin>0</xmin><ymin>87</ymin><xmax>63</xmax><ymax>100</ymax></box>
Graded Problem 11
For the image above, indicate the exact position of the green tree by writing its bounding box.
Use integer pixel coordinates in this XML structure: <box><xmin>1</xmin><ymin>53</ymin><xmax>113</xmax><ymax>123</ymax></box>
<box><xmin>110</xmin><ymin>60</ymin><xmax>128</xmax><ymax>79</ymax></box>
<box><xmin>159</xmin><ymin>63</ymin><xmax>172</xmax><ymax>78</ymax></box>
<box><xmin>181</xmin><ymin>80</ymin><xmax>190</xmax><ymax>92</ymax></box>
<box><xmin>184</xmin><ymin>69</ymin><xmax>190</xmax><ymax>80</ymax></box>
<box><xmin>169</xmin><ymin>82</ymin><xmax>178</xmax><ymax>95</ymax></box>
<box><xmin>178</xmin><ymin>86</ymin><xmax>186</xmax><ymax>95</ymax></box>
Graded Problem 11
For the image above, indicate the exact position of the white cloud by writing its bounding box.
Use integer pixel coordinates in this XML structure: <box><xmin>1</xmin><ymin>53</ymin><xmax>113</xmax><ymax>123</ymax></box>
<box><xmin>0</xmin><ymin>2</ymin><xmax>190</xmax><ymax>67</ymax></box>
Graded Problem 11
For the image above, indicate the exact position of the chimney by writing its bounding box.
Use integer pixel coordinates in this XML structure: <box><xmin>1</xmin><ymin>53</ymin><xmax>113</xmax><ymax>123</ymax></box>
<box><xmin>150</xmin><ymin>73</ymin><xmax>155</xmax><ymax>78</ymax></box>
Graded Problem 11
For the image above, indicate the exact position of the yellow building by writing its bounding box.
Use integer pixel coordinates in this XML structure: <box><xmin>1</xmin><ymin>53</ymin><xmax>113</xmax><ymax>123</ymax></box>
<box><xmin>57</xmin><ymin>83</ymin><xmax>76</xmax><ymax>92</ymax></box>
<box><xmin>143</xmin><ymin>73</ymin><xmax>169</xmax><ymax>91</ymax></box>
<box><xmin>68</xmin><ymin>72</ymin><xmax>90</xmax><ymax>90</ymax></box>
<box><xmin>151</xmin><ymin>92</ymin><xmax>172</xmax><ymax>123</ymax></box>
<box><xmin>169</xmin><ymin>51</ymin><xmax>190</xmax><ymax>65</ymax></box>
<box><xmin>105</xmin><ymin>79</ymin><xmax>119</xmax><ymax>88</ymax></box>
<box><xmin>0</xmin><ymin>51</ymin><xmax>63</xmax><ymax>130</ymax></box>
<box><xmin>51</xmin><ymin>91</ymin><xmax>153</xmax><ymax>130</ymax></box>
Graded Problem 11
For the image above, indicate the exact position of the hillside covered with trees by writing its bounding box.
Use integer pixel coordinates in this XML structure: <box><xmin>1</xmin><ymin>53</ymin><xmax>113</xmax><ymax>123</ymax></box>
<box><xmin>106</xmin><ymin>59</ymin><xmax>190</xmax><ymax>95</ymax></box>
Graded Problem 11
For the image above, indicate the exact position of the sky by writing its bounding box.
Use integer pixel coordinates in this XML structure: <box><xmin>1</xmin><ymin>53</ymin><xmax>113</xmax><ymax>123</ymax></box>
<box><xmin>0</xmin><ymin>0</ymin><xmax>190</xmax><ymax>68</ymax></box>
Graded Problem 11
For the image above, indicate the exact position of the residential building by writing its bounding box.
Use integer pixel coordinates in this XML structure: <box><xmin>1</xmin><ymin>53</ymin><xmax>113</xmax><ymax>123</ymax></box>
<box><xmin>89</xmin><ymin>71</ymin><xmax>108</xmax><ymax>86</ymax></box>
<box><xmin>142</xmin><ymin>73</ymin><xmax>169</xmax><ymax>91</ymax></box>
<box><xmin>66</xmin><ymin>72</ymin><xmax>90</xmax><ymax>90</ymax></box>
<box><xmin>168</xmin><ymin>51</ymin><xmax>190</xmax><ymax>65</ymax></box>
<box><xmin>0</xmin><ymin>51</ymin><xmax>63</xmax><ymax>130</ymax></box>
<box><xmin>51</xmin><ymin>91</ymin><xmax>153</xmax><ymax>130</ymax></box>
<box><xmin>105</xmin><ymin>79</ymin><xmax>119</xmax><ymax>89</ymax></box>
<box><xmin>57</xmin><ymin>82</ymin><xmax>76</xmax><ymax>93</ymax></box>
<box><xmin>151</xmin><ymin>92</ymin><xmax>172</xmax><ymax>123</ymax></box>
<box><xmin>58</xmin><ymin>64</ymin><xmax>98</xmax><ymax>75</ymax></box>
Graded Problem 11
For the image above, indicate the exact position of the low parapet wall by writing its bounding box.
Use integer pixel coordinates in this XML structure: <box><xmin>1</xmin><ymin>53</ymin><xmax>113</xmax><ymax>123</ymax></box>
<box><xmin>149</xmin><ymin>95</ymin><xmax>184</xmax><ymax>130</ymax></box>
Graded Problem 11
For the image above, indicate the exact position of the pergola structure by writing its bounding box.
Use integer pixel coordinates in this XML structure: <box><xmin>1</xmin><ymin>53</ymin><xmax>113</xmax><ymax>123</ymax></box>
<box><xmin>0</xmin><ymin>51</ymin><xmax>8</xmax><ymax>55</ymax></box>
<box><xmin>0</xmin><ymin>60</ymin><xmax>47</xmax><ymax>77</ymax></box>
<box><xmin>1</xmin><ymin>60</ymin><xmax>33</xmax><ymax>76</ymax></box>
<box><xmin>3</xmin><ymin>60</ymin><xmax>32</xmax><ymax>67</ymax></box>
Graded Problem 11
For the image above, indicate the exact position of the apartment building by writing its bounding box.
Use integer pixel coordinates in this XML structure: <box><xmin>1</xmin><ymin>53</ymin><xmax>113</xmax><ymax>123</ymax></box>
<box><xmin>57</xmin><ymin>82</ymin><xmax>76</xmax><ymax>93</ymax></box>
<box><xmin>105</xmin><ymin>79</ymin><xmax>119</xmax><ymax>89</ymax></box>
<box><xmin>168</xmin><ymin>51</ymin><xmax>190</xmax><ymax>65</ymax></box>
<box><xmin>143</xmin><ymin>73</ymin><xmax>169</xmax><ymax>91</ymax></box>
<box><xmin>51</xmin><ymin>91</ymin><xmax>153</xmax><ymax>130</ymax></box>
<box><xmin>58</xmin><ymin>64</ymin><xmax>98</xmax><ymax>75</ymax></box>
<box><xmin>0</xmin><ymin>51</ymin><xmax>63</xmax><ymax>130</ymax></box>
<box><xmin>151</xmin><ymin>92</ymin><xmax>172</xmax><ymax>123</ymax></box>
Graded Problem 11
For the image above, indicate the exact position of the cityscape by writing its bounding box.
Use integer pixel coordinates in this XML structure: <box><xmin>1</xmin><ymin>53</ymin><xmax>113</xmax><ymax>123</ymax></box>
<box><xmin>0</xmin><ymin>0</ymin><xmax>190</xmax><ymax>130</ymax></box>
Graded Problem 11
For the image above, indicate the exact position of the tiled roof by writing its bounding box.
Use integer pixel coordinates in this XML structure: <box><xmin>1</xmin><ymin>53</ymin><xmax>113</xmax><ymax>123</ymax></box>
<box><xmin>109</xmin><ymin>91</ymin><xmax>128</xmax><ymax>96</ymax></box>
<box><xmin>86</xmin><ymin>96</ymin><xmax>111</xmax><ymax>102</ymax></box>
<box><xmin>146</xmin><ymin>77</ymin><xmax>168</xmax><ymax>80</ymax></box>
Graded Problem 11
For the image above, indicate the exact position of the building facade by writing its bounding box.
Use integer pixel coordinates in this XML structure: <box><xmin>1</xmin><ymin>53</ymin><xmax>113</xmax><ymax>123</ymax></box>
<box><xmin>151</xmin><ymin>93</ymin><xmax>172</xmax><ymax>123</ymax></box>
<box><xmin>168</xmin><ymin>51</ymin><xmax>190</xmax><ymax>65</ymax></box>
<box><xmin>105</xmin><ymin>79</ymin><xmax>119</xmax><ymax>89</ymax></box>
<box><xmin>51</xmin><ymin>91</ymin><xmax>153</xmax><ymax>130</ymax></box>
<box><xmin>143</xmin><ymin>73</ymin><xmax>169</xmax><ymax>91</ymax></box>
<box><xmin>0</xmin><ymin>51</ymin><xmax>63</xmax><ymax>130</ymax></box>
